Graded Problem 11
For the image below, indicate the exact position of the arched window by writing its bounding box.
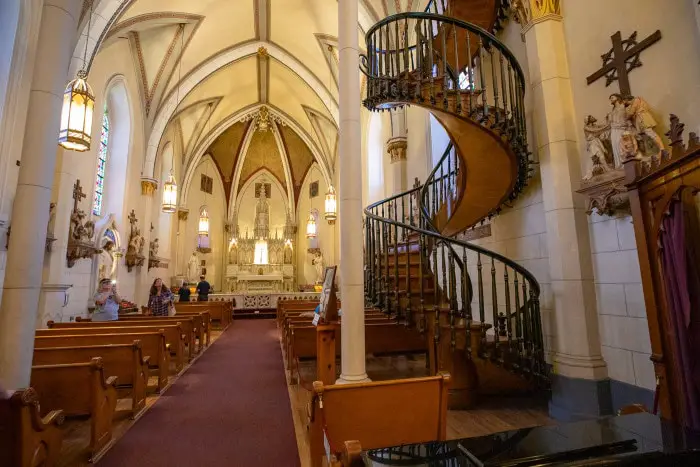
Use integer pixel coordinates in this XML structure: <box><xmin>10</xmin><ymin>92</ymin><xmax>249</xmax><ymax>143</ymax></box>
<box><xmin>93</xmin><ymin>106</ymin><xmax>109</xmax><ymax>215</ymax></box>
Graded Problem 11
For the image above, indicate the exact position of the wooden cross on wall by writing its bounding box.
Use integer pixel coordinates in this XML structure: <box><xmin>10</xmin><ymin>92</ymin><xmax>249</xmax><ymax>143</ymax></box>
<box><xmin>586</xmin><ymin>30</ymin><xmax>662</xmax><ymax>96</ymax></box>
<box><xmin>72</xmin><ymin>179</ymin><xmax>86</xmax><ymax>212</ymax></box>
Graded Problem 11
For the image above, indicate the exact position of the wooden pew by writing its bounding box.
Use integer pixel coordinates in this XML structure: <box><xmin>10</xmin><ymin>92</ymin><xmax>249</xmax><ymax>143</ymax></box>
<box><xmin>0</xmin><ymin>388</ymin><xmax>65</xmax><ymax>467</ymax></box>
<box><xmin>35</xmin><ymin>331</ymin><xmax>170</xmax><ymax>392</ymax></box>
<box><xmin>33</xmin><ymin>342</ymin><xmax>149</xmax><ymax>419</ymax></box>
<box><xmin>119</xmin><ymin>314</ymin><xmax>208</xmax><ymax>351</ymax></box>
<box><xmin>177</xmin><ymin>300</ymin><xmax>232</xmax><ymax>329</ymax></box>
<box><xmin>288</xmin><ymin>322</ymin><xmax>427</xmax><ymax>384</ymax></box>
<box><xmin>38</xmin><ymin>325</ymin><xmax>186</xmax><ymax>372</ymax></box>
<box><xmin>277</xmin><ymin>300</ymin><xmax>319</xmax><ymax>326</ymax></box>
<box><xmin>31</xmin><ymin>357</ymin><xmax>118</xmax><ymax>462</ymax></box>
<box><xmin>174</xmin><ymin>310</ymin><xmax>211</xmax><ymax>346</ymax></box>
<box><xmin>308</xmin><ymin>374</ymin><xmax>451</xmax><ymax>467</ymax></box>
<box><xmin>48</xmin><ymin>319</ymin><xmax>195</xmax><ymax>363</ymax></box>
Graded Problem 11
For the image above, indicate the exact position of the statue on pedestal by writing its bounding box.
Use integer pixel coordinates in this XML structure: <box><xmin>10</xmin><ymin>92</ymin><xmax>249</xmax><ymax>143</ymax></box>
<box><xmin>312</xmin><ymin>251</ymin><xmax>324</xmax><ymax>284</ymax></box>
<box><xmin>188</xmin><ymin>251</ymin><xmax>200</xmax><ymax>281</ymax></box>
<box><xmin>97</xmin><ymin>240</ymin><xmax>115</xmax><ymax>281</ymax></box>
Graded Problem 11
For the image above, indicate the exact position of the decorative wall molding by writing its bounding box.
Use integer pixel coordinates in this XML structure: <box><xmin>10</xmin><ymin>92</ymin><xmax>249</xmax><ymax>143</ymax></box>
<box><xmin>140</xmin><ymin>178</ymin><xmax>158</xmax><ymax>196</ymax></box>
<box><xmin>512</xmin><ymin>0</ymin><xmax>562</xmax><ymax>32</ymax></box>
<box><xmin>577</xmin><ymin>170</ymin><xmax>630</xmax><ymax>217</ymax></box>
<box><xmin>387</xmin><ymin>137</ymin><xmax>408</xmax><ymax>163</ymax></box>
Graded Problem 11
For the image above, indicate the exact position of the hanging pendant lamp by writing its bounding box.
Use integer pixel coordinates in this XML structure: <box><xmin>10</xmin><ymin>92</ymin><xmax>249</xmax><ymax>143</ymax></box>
<box><xmin>324</xmin><ymin>185</ymin><xmax>337</xmax><ymax>224</ymax></box>
<box><xmin>58</xmin><ymin>2</ymin><xmax>95</xmax><ymax>152</ymax></box>
<box><xmin>306</xmin><ymin>212</ymin><xmax>317</xmax><ymax>238</ymax></box>
<box><xmin>161</xmin><ymin>170</ymin><xmax>177</xmax><ymax>213</ymax></box>
<box><xmin>198</xmin><ymin>206</ymin><xmax>210</xmax><ymax>236</ymax></box>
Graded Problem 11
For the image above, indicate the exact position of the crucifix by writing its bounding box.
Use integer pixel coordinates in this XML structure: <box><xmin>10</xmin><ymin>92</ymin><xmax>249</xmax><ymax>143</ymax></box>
<box><xmin>128</xmin><ymin>209</ymin><xmax>137</xmax><ymax>227</ymax></box>
<box><xmin>586</xmin><ymin>30</ymin><xmax>662</xmax><ymax>95</ymax></box>
<box><xmin>72</xmin><ymin>179</ymin><xmax>86</xmax><ymax>212</ymax></box>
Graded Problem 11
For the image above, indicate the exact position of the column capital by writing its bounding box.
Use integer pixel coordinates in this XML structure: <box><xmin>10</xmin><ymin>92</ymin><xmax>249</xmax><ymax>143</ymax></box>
<box><xmin>512</xmin><ymin>0</ymin><xmax>562</xmax><ymax>33</ymax></box>
<box><xmin>177</xmin><ymin>208</ymin><xmax>189</xmax><ymax>221</ymax></box>
<box><xmin>140</xmin><ymin>178</ymin><xmax>158</xmax><ymax>196</ymax></box>
<box><xmin>387</xmin><ymin>137</ymin><xmax>408</xmax><ymax>163</ymax></box>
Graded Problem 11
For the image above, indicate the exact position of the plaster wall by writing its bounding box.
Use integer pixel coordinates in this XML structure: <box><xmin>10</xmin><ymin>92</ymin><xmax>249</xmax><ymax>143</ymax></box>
<box><xmin>183</xmin><ymin>157</ymin><xmax>226</xmax><ymax>292</ymax></box>
<box><xmin>296</xmin><ymin>165</ymin><xmax>336</xmax><ymax>285</ymax></box>
<box><xmin>561</xmin><ymin>0</ymin><xmax>700</xmax><ymax>390</ymax></box>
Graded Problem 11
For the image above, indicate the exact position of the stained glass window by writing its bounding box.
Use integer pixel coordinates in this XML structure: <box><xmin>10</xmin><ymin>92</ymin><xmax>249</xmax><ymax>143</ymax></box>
<box><xmin>93</xmin><ymin>107</ymin><xmax>109</xmax><ymax>216</ymax></box>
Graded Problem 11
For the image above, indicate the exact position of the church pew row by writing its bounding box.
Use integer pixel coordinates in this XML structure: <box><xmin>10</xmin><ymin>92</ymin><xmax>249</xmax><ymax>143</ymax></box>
<box><xmin>77</xmin><ymin>313</ymin><xmax>210</xmax><ymax>354</ymax></box>
<box><xmin>31</xmin><ymin>357</ymin><xmax>118</xmax><ymax>462</ymax></box>
<box><xmin>0</xmin><ymin>388</ymin><xmax>65</xmax><ymax>467</ymax></box>
<box><xmin>176</xmin><ymin>301</ymin><xmax>232</xmax><ymax>329</ymax></box>
<box><xmin>118</xmin><ymin>315</ymin><xmax>208</xmax><ymax>352</ymax></box>
<box><xmin>277</xmin><ymin>300</ymin><xmax>320</xmax><ymax>326</ymax></box>
<box><xmin>33</xmin><ymin>342</ymin><xmax>150</xmax><ymax>420</ymax></box>
<box><xmin>281</xmin><ymin>310</ymin><xmax>387</xmax><ymax>356</ymax></box>
<box><xmin>38</xmin><ymin>325</ymin><xmax>187</xmax><ymax>372</ymax></box>
<box><xmin>308</xmin><ymin>374</ymin><xmax>451</xmax><ymax>467</ymax></box>
<box><xmin>35</xmin><ymin>331</ymin><xmax>171</xmax><ymax>392</ymax></box>
<box><xmin>174</xmin><ymin>310</ymin><xmax>212</xmax><ymax>346</ymax></box>
<box><xmin>66</xmin><ymin>317</ymin><xmax>199</xmax><ymax>361</ymax></box>
<box><xmin>288</xmin><ymin>322</ymin><xmax>427</xmax><ymax>384</ymax></box>
<box><xmin>283</xmin><ymin>314</ymin><xmax>391</xmax><ymax>368</ymax></box>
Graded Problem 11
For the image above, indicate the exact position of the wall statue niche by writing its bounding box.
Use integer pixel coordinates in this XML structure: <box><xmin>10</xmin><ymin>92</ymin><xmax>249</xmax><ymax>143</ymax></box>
<box><xmin>578</xmin><ymin>94</ymin><xmax>666</xmax><ymax>216</ymax></box>
<box><xmin>66</xmin><ymin>180</ymin><xmax>100</xmax><ymax>267</ymax></box>
<box><xmin>125</xmin><ymin>209</ymin><xmax>145</xmax><ymax>272</ymax></box>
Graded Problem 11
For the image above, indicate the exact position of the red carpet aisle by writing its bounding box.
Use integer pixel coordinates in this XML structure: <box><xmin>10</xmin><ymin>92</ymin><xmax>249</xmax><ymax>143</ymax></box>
<box><xmin>99</xmin><ymin>320</ymin><xmax>300</xmax><ymax>467</ymax></box>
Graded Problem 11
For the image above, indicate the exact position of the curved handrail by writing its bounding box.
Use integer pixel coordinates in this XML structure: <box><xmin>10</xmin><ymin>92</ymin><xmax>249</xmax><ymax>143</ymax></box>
<box><xmin>364</xmin><ymin>12</ymin><xmax>526</xmax><ymax>88</ymax></box>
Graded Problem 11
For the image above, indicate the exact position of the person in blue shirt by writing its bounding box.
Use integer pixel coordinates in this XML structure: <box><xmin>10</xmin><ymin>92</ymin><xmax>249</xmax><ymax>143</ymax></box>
<box><xmin>196</xmin><ymin>275</ymin><xmax>211</xmax><ymax>302</ymax></box>
<box><xmin>93</xmin><ymin>278</ymin><xmax>121</xmax><ymax>321</ymax></box>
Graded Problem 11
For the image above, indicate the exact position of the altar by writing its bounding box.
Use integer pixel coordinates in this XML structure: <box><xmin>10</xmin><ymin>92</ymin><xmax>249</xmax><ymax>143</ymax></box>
<box><xmin>235</xmin><ymin>271</ymin><xmax>283</xmax><ymax>292</ymax></box>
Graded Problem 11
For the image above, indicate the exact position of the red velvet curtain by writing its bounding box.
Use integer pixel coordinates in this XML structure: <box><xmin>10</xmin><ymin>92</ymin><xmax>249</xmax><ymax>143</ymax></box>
<box><xmin>660</xmin><ymin>195</ymin><xmax>700</xmax><ymax>430</ymax></box>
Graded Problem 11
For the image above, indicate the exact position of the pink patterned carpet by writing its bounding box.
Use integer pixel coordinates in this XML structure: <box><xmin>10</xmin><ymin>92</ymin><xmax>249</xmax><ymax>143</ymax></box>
<box><xmin>99</xmin><ymin>320</ymin><xmax>300</xmax><ymax>466</ymax></box>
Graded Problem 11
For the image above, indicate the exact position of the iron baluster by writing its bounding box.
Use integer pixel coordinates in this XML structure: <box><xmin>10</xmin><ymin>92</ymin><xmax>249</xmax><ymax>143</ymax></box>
<box><xmin>393</xmin><ymin>201</ymin><xmax>400</xmax><ymax>320</ymax></box>
<box><xmin>513</xmin><ymin>272</ymin><xmax>522</xmax><ymax>367</ymax></box>
<box><xmin>463</xmin><ymin>247</ymin><xmax>472</xmax><ymax>359</ymax></box>
<box><xmin>404</xmin><ymin>197</ymin><xmax>412</xmax><ymax>326</ymax></box>
<box><xmin>448</xmin><ymin>250</ymin><xmax>456</xmax><ymax>352</ymax></box>
<box><xmin>478</xmin><ymin>37</ymin><xmax>488</xmax><ymax>121</ymax></box>
<box><xmin>418</xmin><ymin>227</ymin><xmax>426</xmax><ymax>334</ymax></box>
<box><xmin>427</xmin><ymin>19</ymin><xmax>435</xmax><ymax>105</ymax></box>
<box><xmin>504</xmin><ymin>266</ymin><xmax>513</xmax><ymax>360</ymax></box>
<box><xmin>453</xmin><ymin>23</ymin><xmax>461</xmax><ymax>114</ymax></box>
<box><xmin>490</xmin><ymin>256</ymin><xmax>497</xmax><ymax>362</ymax></box>
<box><xmin>441</xmin><ymin>20</ymin><xmax>449</xmax><ymax>110</ymax></box>
<box><xmin>477</xmin><ymin>252</ymin><xmax>486</xmax><ymax>355</ymax></box>
<box><xmin>500</xmin><ymin>53</ymin><xmax>507</xmax><ymax>133</ymax></box>
<box><xmin>466</xmin><ymin>31</ymin><xmax>473</xmax><ymax>116</ymax></box>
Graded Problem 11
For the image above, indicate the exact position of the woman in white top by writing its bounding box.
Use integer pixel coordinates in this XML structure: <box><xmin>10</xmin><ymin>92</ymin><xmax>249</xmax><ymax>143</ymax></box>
<box><xmin>93</xmin><ymin>278</ymin><xmax>121</xmax><ymax>321</ymax></box>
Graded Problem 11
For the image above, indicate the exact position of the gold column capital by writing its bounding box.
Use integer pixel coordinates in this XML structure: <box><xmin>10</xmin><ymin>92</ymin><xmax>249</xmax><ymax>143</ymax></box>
<box><xmin>177</xmin><ymin>208</ymin><xmax>189</xmax><ymax>221</ymax></box>
<box><xmin>140</xmin><ymin>178</ymin><xmax>158</xmax><ymax>196</ymax></box>
<box><xmin>387</xmin><ymin>137</ymin><xmax>408</xmax><ymax>163</ymax></box>
<box><xmin>512</xmin><ymin>0</ymin><xmax>561</xmax><ymax>32</ymax></box>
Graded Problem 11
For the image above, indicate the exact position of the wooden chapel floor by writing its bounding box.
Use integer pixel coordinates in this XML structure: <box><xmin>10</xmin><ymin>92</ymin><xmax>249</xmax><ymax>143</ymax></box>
<box><xmin>285</xmin><ymin>353</ymin><xmax>554</xmax><ymax>467</ymax></box>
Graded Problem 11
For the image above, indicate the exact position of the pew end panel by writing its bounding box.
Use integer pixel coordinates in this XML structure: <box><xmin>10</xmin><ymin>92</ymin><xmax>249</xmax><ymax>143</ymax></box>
<box><xmin>31</xmin><ymin>357</ymin><xmax>119</xmax><ymax>462</ymax></box>
<box><xmin>0</xmin><ymin>388</ymin><xmax>65</xmax><ymax>467</ymax></box>
<box><xmin>308</xmin><ymin>373</ymin><xmax>451</xmax><ymax>467</ymax></box>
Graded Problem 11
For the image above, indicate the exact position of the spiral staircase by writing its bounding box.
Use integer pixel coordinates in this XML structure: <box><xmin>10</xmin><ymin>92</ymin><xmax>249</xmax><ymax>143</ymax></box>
<box><xmin>361</xmin><ymin>0</ymin><xmax>548</xmax><ymax>407</ymax></box>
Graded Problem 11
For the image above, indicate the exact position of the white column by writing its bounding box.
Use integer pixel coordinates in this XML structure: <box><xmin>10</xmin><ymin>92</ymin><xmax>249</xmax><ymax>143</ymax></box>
<box><xmin>388</xmin><ymin>108</ymin><xmax>408</xmax><ymax>195</ymax></box>
<box><xmin>520</xmin><ymin>3</ymin><xmax>607</xmax><ymax>381</ymax></box>
<box><xmin>0</xmin><ymin>0</ymin><xmax>82</xmax><ymax>389</ymax></box>
<box><xmin>337</xmin><ymin>0</ymin><xmax>368</xmax><ymax>383</ymax></box>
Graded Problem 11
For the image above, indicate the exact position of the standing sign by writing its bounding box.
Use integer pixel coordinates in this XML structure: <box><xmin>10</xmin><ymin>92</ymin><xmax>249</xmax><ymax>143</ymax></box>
<box><xmin>314</xmin><ymin>265</ymin><xmax>338</xmax><ymax>325</ymax></box>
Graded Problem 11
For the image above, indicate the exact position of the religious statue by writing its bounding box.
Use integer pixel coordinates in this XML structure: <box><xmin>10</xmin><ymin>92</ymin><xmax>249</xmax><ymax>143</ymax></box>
<box><xmin>187</xmin><ymin>251</ymin><xmax>200</xmax><ymax>281</ymax></box>
<box><xmin>127</xmin><ymin>222</ymin><xmax>144</xmax><ymax>257</ymax></box>
<box><xmin>69</xmin><ymin>208</ymin><xmax>96</xmax><ymax>242</ymax></box>
<box><xmin>47</xmin><ymin>203</ymin><xmax>56</xmax><ymax>237</ymax></box>
<box><xmin>284</xmin><ymin>245</ymin><xmax>293</xmax><ymax>264</ymax></box>
<box><xmin>582</xmin><ymin>94</ymin><xmax>665</xmax><ymax>178</ymax></box>
<box><xmin>312</xmin><ymin>251</ymin><xmax>324</xmax><ymax>284</ymax></box>
<box><xmin>607</xmin><ymin>93</ymin><xmax>634</xmax><ymax>168</ymax></box>
<box><xmin>149</xmin><ymin>238</ymin><xmax>159</xmax><ymax>258</ymax></box>
<box><xmin>97</xmin><ymin>240</ymin><xmax>115</xmax><ymax>281</ymax></box>
<box><xmin>623</xmin><ymin>95</ymin><xmax>664</xmax><ymax>158</ymax></box>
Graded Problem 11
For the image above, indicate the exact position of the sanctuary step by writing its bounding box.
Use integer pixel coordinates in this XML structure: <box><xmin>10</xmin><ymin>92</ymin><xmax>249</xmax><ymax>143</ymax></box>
<box><xmin>233</xmin><ymin>308</ymin><xmax>276</xmax><ymax>320</ymax></box>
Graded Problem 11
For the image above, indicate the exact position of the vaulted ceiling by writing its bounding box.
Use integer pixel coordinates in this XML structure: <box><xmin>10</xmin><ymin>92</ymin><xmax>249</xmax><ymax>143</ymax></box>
<box><xmin>87</xmin><ymin>0</ymin><xmax>501</xmax><ymax>211</ymax></box>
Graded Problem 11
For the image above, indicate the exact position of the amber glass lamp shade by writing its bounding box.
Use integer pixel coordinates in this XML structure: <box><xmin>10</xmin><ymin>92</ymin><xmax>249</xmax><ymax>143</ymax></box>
<box><xmin>324</xmin><ymin>186</ymin><xmax>337</xmax><ymax>224</ymax></box>
<box><xmin>161</xmin><ymin>172</ymin><xmax>178</xmax><ymax>213</ymax></box>
<box><xmin>306</xmin><ymin>213</ymin><xmax>317</xmax><ymax>238</ymax></box>
<box><xmin>198</xmin><ymin>207</ymin><xmax>210</xmax><ymax>236</ymax></box>
<box><xmin>58</xmin><ymin>71</ymin><xmax>95</xmax><ymax>152</ymax></box>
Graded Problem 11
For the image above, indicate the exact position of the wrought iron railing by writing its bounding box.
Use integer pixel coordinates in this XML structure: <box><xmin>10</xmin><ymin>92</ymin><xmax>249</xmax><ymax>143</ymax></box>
<box><xmin>362</xmin><ymin>12</ymin><xmax>547</xmax><ymax>385</ymax></box>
